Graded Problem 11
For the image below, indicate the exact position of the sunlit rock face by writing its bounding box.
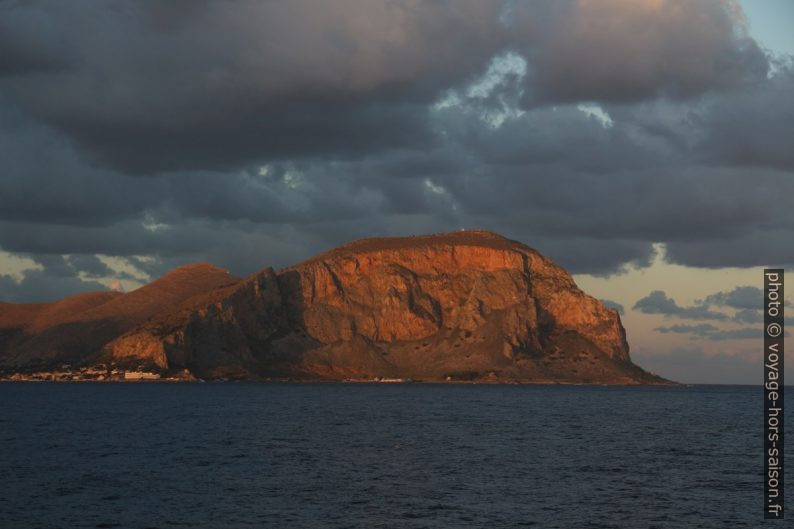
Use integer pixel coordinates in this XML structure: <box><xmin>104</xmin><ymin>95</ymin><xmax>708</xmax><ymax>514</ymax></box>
<box><xmin>0</xmin><ymin>231</ymin><xmax>667</xmax><ymax>384</ymax></box>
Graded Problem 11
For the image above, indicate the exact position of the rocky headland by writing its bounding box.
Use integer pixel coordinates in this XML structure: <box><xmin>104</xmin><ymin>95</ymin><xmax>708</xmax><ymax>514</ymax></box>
<box><xmin>0</xmin><ymin>231</ymin><xmax>670</xmax><ymax>384</ymax></box>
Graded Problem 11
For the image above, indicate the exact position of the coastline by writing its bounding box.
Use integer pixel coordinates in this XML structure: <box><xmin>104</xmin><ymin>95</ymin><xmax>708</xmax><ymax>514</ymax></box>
<box><xmin>0</xmin><ymin>371</ymin><xmax>680</xmax><ymax>386</ymax></box>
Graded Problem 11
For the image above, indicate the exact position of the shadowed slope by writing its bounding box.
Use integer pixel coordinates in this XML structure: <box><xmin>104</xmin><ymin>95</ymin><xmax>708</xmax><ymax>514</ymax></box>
<box><xmin>0</xmin><ymin>263</ymin><xmax>239</xmax><ymax>368</ymax></box>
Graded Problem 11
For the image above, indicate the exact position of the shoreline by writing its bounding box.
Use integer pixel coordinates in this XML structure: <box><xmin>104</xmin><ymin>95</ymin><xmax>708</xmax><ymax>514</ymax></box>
<box><xmin>0</xmin><ymin>373</ymin><xmax>680</xmax><ymax>386</ymax></box>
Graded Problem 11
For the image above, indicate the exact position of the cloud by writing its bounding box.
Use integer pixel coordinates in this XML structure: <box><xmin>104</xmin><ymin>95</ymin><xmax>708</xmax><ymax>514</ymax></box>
<box><xmin>0</xmin><ymin>0</ymin><xmax>792</xmax><ymax>301</ymax></box>
<box><xmin>693</xmin><ymin>286</ymin><xmax>794</xmax><ymax>325</ymax></box>
<box><xmin>0</xmin><ymin>268</ymin><xmax>107</xmax><ymax>303</ymax></box>
<box><xmin>636</xmin><ymin>287</ymin><xmax>794</xmax><ymax>341</ymax></box>
<box><xmin>65</xmin><ymin>254</ymin><xmax>114</xmax><ymax>278</ymax></box>
<box><xmin>654</xmin><ymin>324</ymin><xmax>765</xmax><ymax>341</ymax></box>
<box><xmin>634</xmin><ymin>346</ymin><xmax>775</xmax><ymax>385</ymax></box>
<box><xmin>633</xmin><ymin>291</ymin><xmax>730</xmax><ymax>320</ymax></box>
<box><xmin>701</xmin><ymin>286</ymin><xmax>762</xmax><ymax>310</ymax></box>
<box><xmin>696</xmin><ymin>67</ymin><xmax>794</xmax><ymax>171</ymax></box>
<box><xmin>0</xmin><ymin>0</ymin><xmax>506</xmax><ymax>173</ymax></box>
<box><xmin>0</xmin><ymin>4</ymin><xmax>73</xmax><ymax>76</ymax></box>
<box><xmin>664</xmin><ymin>234</ymin><xmax>794</xmax><ymax>270</ymax></box>
<box><xmin>654</xmin><ymin>323</ymin><xmax>721</xmax><ymax>337</ymax></box>
<box><xmin>708</xmin><ymin>327</ymin><xmax>765</xmax><ymax>340</ymax></box>
<box><xmin>0</xmin><ymin>0</ymin><xmax>769</xmax><ymax>174</ymax></box>
<box><xmin>732</xmin><ymin>309</ymin><xmax>794</xmax><ymax>326</ymax></box>
<box><xmin>0</xmin><ymin>254</ymin><xmax>110</xmax><ymax>303</ymax></box>
<box><xmin>512</xmin><ymin>0</ymin><xmax>768</xmax><ymax>105</ymax></box>
<box><xmin>733</xmin><ymin>309</ymin><xmax>764</xmax><ymax>324</ymax></box>
<box><xmin>600</xmin><ymin>299</ymin><xmax>625</xmax><ymax>315</ymax></box>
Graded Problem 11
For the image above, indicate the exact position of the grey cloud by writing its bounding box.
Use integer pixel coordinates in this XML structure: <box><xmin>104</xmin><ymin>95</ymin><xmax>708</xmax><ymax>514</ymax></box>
<box><xmin>432</xmin><ymin>91</ymin><xmax>794</xmax><ymax>246</ymax></box>
<box><xmin>637</xmin><ymin>286</ymin><xmax>794</xmax><ymax>328</ymax></box>
<box><xmin>706</xmin><ymin>327</ymin><xmax>762</xmax><ymax>341</ymax></box>
<box><xmin>633</xmin><ymin>291</ymin><xmax>729</xmax><ymax>320</ymax></box>
<box><xmin>665</xmin><ymin>236</ymin><xmax>794</xmax><ymax>269</ymax></box>
<box><xmin>0</xmin><ymin>0</ymin><xmax>769</xmax><ymax>175</ymax></box>
<box><xmin>518</xmin><ymin>237</ymin><xmax>655</xmax><ymax>276</ymax></box>
<box><xmin>1</xmin><ymin>253</ymin><xmax>114</xmax><ymax>294</ymax></box>
<box><xmin>1</xmin><ymin>0</ymin><xmax>505</xmax><ymax>173</ymax></box>
<box><xmin>0</xmin><ymin>3</ymin><xmax>73</xmax><ymax>76</ymax></box>
<box><xmin>600</xmin><ymin>299</ymin><xmax>625</xmax><ymax>315</ymax></box>
<box><xmin>654</xmin><ymin>324</ymin><xmax>720</xmax><ymax>337</ymax></box>
<box><xmin>0</xmin><ymin>103</ymin><xmax>156</xmax><ymax>227</ymax></box>
<box><xmin>654</xmin><ymin>323</ymin><xmax>762</xmax><ymax>341</ymax></box>
<box><xmin>512</xmin><ymin>0</ymin><xmax>768</xmax><ymax>105</ymax></box>
<box><xmin>0</xmin><ymin>0</ymin><xmax>792</xmax><ymax>300</ymax></box>
<box><xmin>701</xmin><ymin>286</ymin><xmax>761</xmax><ymax>310</ymax></box>
<box><xmin>635</xmin><ymin>291</ymin><xmax>678</xmax><ymax>314</ymax></box>
<box><xmin>733</xmin><ymin>309</ymin><xmax>794</xmax><ymax>326</ymax></box>
<box><xmin>0</xmin><ymin>268</ymin><xmax>107</xmax><ymax>303</ymax></box>
<box><xmin>733</xmin><ymin>309</ymin><xmax>763</xmax><ymax>324</ymax></box>
<box><xmin>66</xmin><ymin>254</ymin><xmax>114</xmax><ymax>278</ymax></box>
<box><xmin>5</xmin><ymin>253</ymin><xmax>111</xmax><ymax>282</ymax></box>
<box><xmin>3</xmin><ymin>75</ymin><xmax>793</xmax><ymax>277</ymax></box>
<box><xmin>696</xmin><ymin>68</ymin><xmax>794</xmax><ymax>170</ymax></box>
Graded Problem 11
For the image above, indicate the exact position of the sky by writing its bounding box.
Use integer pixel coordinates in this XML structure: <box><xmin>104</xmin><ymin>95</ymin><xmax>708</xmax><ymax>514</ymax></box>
<box><xmin>0</xmin><ymin>0</ymin><xmax>792</xmax><ymax>384</ymax></box>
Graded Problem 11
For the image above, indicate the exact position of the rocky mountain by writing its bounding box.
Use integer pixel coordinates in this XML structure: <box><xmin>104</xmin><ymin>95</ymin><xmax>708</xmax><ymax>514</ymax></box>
<box><xmin>0</xmin><ymin>231</ymin><xmax>669</xmax><ymax>384</ymax></box>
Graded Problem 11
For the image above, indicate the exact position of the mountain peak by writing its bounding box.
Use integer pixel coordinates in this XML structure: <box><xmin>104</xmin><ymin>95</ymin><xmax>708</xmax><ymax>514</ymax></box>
<box><xmin>159</xmin><ymin>262</ymin><xmax>232</xmax><ymax>278</ymax></box>
<box><xmin>289</xmin><ymin>230</ymin><xmax>536</xmax><ymax>271</ymax></box>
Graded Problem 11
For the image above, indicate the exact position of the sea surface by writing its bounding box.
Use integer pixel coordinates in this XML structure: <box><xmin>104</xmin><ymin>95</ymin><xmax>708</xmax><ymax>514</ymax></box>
<box><xmin>0</xmin><ymin>383</ymin><xmax>789</xmax><ymax>529</ymax></box>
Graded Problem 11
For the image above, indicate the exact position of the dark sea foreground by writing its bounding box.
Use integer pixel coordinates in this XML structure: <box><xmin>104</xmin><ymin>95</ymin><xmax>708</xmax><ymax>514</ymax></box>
<box><xmin>0</xmin><ymin>383</ymin><xmax>789</xmax><ymax>529</ymax></box>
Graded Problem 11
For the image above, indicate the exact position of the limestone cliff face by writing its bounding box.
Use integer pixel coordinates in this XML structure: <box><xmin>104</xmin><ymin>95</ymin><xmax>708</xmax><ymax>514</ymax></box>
<box><xmin>283</xmin><ymin>233</ymin><xmax>628</xmax><ymax>360</ymax></box>
<box><xmin>92</xmin><ymin>231</ymin><xmax>662</xmax><ymax>383</ymax></box>
<box><xmin>105</xmin><ymin>268</ymin><xmax>289</xmax><ymax>377</ymax></box>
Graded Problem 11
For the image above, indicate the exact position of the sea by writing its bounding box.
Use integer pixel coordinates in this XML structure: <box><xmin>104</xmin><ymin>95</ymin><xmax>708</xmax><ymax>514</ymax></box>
<box><xmin>0</xmin><ymin>383</ymin><xmax>789</xmax><ymax>529</ymax></box>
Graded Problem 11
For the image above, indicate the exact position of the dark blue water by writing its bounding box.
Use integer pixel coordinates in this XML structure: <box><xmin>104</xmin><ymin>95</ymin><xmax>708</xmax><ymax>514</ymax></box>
<box><xmin>0</xmin><ymin>383</ymin><xmax>788</xmax><ymax>528</ymax></box>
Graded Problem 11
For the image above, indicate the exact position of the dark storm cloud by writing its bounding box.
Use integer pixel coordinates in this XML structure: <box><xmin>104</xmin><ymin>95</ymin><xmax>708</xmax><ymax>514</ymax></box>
<box><xmin>0</xmin><ymin>3</ymin><xmax>73</xmax><ymax>76</ymax></box>
<box><xmin>514</xmin><ymin>237</ymin><xmax>656</xmax><ymax>276</ymax></box>
<box><xmin>0</xmin><ymin>104</ymin><xmax>155</xmax><ymax>226</ymax></box>
<box><xmin>510</xmin><ymin>0</ymin><xmax>768</xmax><ymax>105</ymax></box>
<box><xmin>0</xmin><ymin>0</ymin><xmax>506</xmax><ymax>173</ymax></box>
<box><xmin>665</xmin><ymin>237</ymin><xmax>794</xmax><ymax>269</ymax></box>
<box><xmin>0</xmin><ymin>0</ymin><xmax>768</xmax><ymax>174</ymax></box>
<box><xmin>0</xmin><ymin>0</ymin><xmax>792</xmax><ymax>302</ymax></box>
<box><xmin>633</xmin><ymin>291</ymin><xmax>729</xmax><ymax>321</ymax></box>
<box><xmin>696</xmin><ymin>67</ymin><xmax>794</xmax><ymax>171</ymax></box>
<box><xmin>429</xmin><ymin>93</ymin><xmax>794</xmax><ymax>260</ymax></box>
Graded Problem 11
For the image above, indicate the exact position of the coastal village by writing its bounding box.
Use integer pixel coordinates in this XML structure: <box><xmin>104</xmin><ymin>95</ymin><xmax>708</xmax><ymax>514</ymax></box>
<box><xmin>0</xmin><ymin>364</ymin><xmax>194</xmax><ymax>382</ymax></box>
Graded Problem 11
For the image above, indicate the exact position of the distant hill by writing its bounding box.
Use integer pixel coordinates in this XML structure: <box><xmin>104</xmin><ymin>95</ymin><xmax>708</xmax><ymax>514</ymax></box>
<box><xmin>0</xmin><ymin>231</ymin><xmax>669</xmax><ymax>384</ymax></box>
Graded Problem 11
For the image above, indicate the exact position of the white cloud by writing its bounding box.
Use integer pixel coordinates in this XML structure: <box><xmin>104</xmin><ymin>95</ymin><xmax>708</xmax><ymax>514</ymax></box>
<box><xmin>577</xmin><ymin>103</ymin><xmax>614</xmax><ymax>128</ymax></box>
